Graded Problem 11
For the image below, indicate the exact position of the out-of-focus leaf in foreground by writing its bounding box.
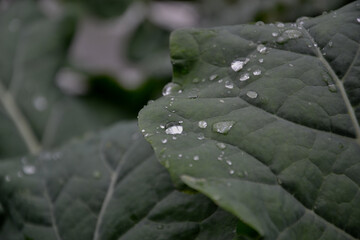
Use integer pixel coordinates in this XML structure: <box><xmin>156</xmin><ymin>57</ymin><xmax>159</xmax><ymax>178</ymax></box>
<box><xmin>0</xmin><ymin>121</ymin><xmax>238</xmax><ymax>240</ymax></box>
<box><xmin>0</xmin><ymin>1</ymin><xmax>132</xmax><ymax>159</ymax></box>
<box><xmin>139</xmin><ymin>1</ymin><xmax>360</xmax><ymax>239</ymax></box>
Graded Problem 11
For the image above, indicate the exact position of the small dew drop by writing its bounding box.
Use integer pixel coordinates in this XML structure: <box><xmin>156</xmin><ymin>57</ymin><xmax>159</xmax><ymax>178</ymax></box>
<box><xmin>225</xmin><ymin>81</ymin><xmax>234</xmax><ymax>89</ymax></box>
<box><xmin>165</xmin><ymin>122</ymin><xmax>183</xmax><ymax>135</ymax></box>
<box><xmin>231</xmin><ymin>58</ymin><xmax>249</xmax><ymax>72</ymax></box>
<box><xmin>328</xmin><ymin>41</ymin><xmax>333</xmax><ymax>47</ymax></box>
<box><xmin>193</xmin><ymin>155</ymin><xmax>199</xmax><ymax>161</ymax></box>
<box><xmin>161</xmin><ymin>139</ymin><xmax>168</xmax><ymax>144</ymax></box>
<box><xmin>157</xmin><ymin>224</ymin><xmax>164</xmax><ymax>230</ymax></box>
<box><xmin>229</xmin><ymin>169</ymin><xmax>235</xmax><ymax>175</ymax></box>
<box><xmin>256</xmin><ymin>44</ymin><xmax>267</xmax><ymax>54</ymax></box>
<box><xmin>239</xmin><ymin>73</ymin><xmax>250</xmax><ymax>81</ymax></box>
<box><xmin>258</xmin><ymin>58</ymin><xmax>264</xmax><ymax>63</ymax></box>
<box><xmin>33</xmin><ymin>96</ymin><xmax>48</xmax><ymax>111</ymax></box>
<box><xmin>22</xmin><ymin>165</ymin><xmax>36</xmax><ymax>175</ymax></box>
<box><xmin>357</xmin><ymin>17</ymin><xmax>360</xmax><ymax>23</ymax></box>
<box><xmin>209</xmin><ymin>74</ymin><xmax>218</xmax><ymax>81</ymax></box>
<box><xmin>178</xmin><ymin>154</ymin><xmax>183</xmax><ymax>158</ymax></box>
<box><xmin>253</xmin><ymin>69</ymin><xmax>262</xmax><ymax>76</ymax></box>
<box><xmin>328</xmin><ymin>84</ymin><xmax>337</xmax><ymax>92</ymax></box>
<box><xmin>212</xmin><ymin>121</ymin><xmax>235</xmax><ymax>134</ymax></box>
<box><xmin>219</xmin><ymin>99</ymin><xmax>225</xmax><ymax>103</ymax></box>
<box><xmin>198</xmin><ymin>120</ymin><xmax>207</xmax><ymax>129</ymax></box>
<box><xmin>226</xmin><ymin>160</ymin><xmax>232</xmax><ymax>166</ymax></box>
<box><xmin>197</xmin><ymin>134</ymin><xmax>205</xmax><ymax>140</ymax></box>
<box><xmin>162</xmin><ymin>82</ymin><xmax>182</xmax><ymax>96</ymax></box>
<box><xmin>216</xmin><ymin>142</ymin><xmax>226</xmax><ymax>150</ymax></box>
<box><xmin>272</xmin><ymin>32</ymin><xmax>279</xmax><ymax>37</ymax></box>
<box><xmin>246</xmin><ymin>91</ymin><xmax>258</xmax><ymax>99</ymax></box>
<box><xmin>289</xmin><ymin>63</ymin><xmax>294</xmax><ymax>67</ymax></box>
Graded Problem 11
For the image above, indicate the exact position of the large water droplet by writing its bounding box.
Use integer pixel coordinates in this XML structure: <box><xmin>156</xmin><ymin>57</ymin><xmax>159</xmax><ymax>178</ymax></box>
<box><xmin>239</xmin><ymin>73</ymin><xmax>250</xmax><ymax>81</ymax></box>
<box><xmin>212</xmin><ymin>121</ymin><xmax>235</xmax><ymax>134</ymax></box>
<box><xmin>246</xmin><ymin>91</ymin><xmax>258</xmax><ymax>99</ymax></box>
<box><xmin>198</xmin><ymin>120</ymin><xmax>207</xmax><ymax>129</ymax></box>
<box><xmin>231</xmin><ymin>58</ymin><xmax>249</xmax><ymax>72</ymax></box>
<box><xmin>33</xmin><ymin>96</ymin><xmax>48</xmax><ymax>111</ymax></box>
<box><xmin>22</xmin><ymin>165</ymin><xmax>36</xmax><ymax>175</ymax></box>
<box><xmin>165</xmin><ymin>122</ymin><xmax>183</xmax><ymax>135</ymax></box>
<box><xmin>225</xmin><ymin>81</ymin><xmax>234</xmax><ymax>89</ymax></box>
<box><xmin>162</xmin><ymin>82</ymin><xmax>182</xmax><ymax>96</ymax></box>
<box><xmin>257</xmin><ymin>44</ymin><xmax>267</xmax><ymax>54</ymax></box>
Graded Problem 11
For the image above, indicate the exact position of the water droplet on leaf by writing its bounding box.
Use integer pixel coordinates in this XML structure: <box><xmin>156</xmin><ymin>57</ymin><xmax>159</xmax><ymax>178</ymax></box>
<box><xmin>328</xmin><ymin>84</ymin><xmax>337</xmax><ymax>92</ymax></box>
<box><xmin>246</xmin><ymin>91</ymin><xmax>258</xmax><ymax>99</ymax></box>
<box><xmin>231</xmin><ymin>58</ymin><xmax>249</xmax><ymax>72</ymax></box>
<box><xmin>225</xmin><ymin>81</ymin><xmax>234</xmax><ymax>89</ymax></box>
<box><xmin>216</xmin><ymin>142</ymin><xmax>226</xmax><ymax>150</ymax></box>
<box><xmin>253</xmin><ymin>69</ymin><xmax>262</xmax><ymax>76</ymax></box>
<box><xmin>239</xmin><ymin>73</ymin><xmax>250</xmax><ymax>81</ymax></box>
<box><xmin>198</xmin><ymin>120</ymin><xmax>207</xmax><ymax>129</ymax></box>
<box><xmin>257</xmin><ymin>44</ymin><xmax>267</xmax><ymax>54</ymax></box>
<box><xmin>165</xmin><ymin>122</ymin><xmax>183</xmax><ymax>135</ymax></box>
<box><xmin>162</xmin><ymin>82</ymin><xmax>182</xmax><ymax>96</ymax></box>
<box><xmin>212</xmin><ymin>121</ymin><xmax>235</xmax><ymax>134</ymax></box>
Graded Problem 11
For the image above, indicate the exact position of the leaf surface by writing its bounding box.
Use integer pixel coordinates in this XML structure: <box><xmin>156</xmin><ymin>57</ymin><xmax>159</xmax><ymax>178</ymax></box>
<box><xmin>138</xmin><ymin>1</ymin><xmax>360</xmax><ymax>239</ymax></box>
<box><xmin>0</xmin><ymin>121</ymin><xmax>238</xmax><ymax>240</ymax></box>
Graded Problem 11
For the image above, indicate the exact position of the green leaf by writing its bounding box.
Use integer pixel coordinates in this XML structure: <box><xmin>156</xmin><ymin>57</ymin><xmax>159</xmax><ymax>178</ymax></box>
<box><xmin>138</xmin><ymin>1</ymin><xmax>360</xmax><ymax>239</ymax></box>
<box><xmin>0</xmin><ymin>121</ymin><xmax>238</xmax><ymax>240</ymax></box>
<box><xmin>0</xmin><ymin>1</ymin><xmax>132</xmax><ymax>159</ymax></box>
